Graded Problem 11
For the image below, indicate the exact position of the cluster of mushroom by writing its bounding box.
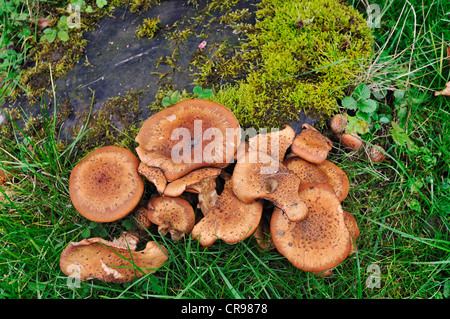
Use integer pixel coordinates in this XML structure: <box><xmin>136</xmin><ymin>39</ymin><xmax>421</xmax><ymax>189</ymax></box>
<box><xmin>330</xmin><ymin>114</ymin><xmax>386</xmax><ymax>163</ymax></box>
<box><xmin>60</xmin><ymin>99</ymin><xmax>360</xmax><ymax>283</ymax></box>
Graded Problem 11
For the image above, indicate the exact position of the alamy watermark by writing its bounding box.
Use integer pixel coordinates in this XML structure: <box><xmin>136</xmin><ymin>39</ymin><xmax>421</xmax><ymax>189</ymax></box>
<box><xmin>366</xmin><ymin>4</ymin><xmax>381</xmax><ymax>29</ymax></box>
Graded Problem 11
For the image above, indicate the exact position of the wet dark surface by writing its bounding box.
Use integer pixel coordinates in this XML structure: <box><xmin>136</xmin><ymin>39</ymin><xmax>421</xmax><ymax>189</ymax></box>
<box><xmin>2</xmin><ymin>0</ymin><xmax>315</xmax><ymax>140</ymax></box>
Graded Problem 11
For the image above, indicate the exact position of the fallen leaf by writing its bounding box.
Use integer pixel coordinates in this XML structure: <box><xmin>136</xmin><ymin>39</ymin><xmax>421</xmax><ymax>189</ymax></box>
<box><xmin>434</xmin><ymin>81</ymin><xmax>450</xmax><ymax>96</ymax></box>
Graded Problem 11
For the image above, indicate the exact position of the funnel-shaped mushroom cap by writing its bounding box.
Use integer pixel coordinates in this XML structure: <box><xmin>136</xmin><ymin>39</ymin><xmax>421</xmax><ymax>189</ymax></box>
<box><xmin>283</xmin><ymin>156</ymin><xmax>330</xmax><ymax>185</ymax></box>
<box><xmin>138</xmin><ymin>162</ymin><xmax>167</xmax><ymax>194</ymax></box>
<box><xmin>291</xmin><ymin>124</ymin><xmax>333</xmax><ymax>164</ymax></box>
<box><xmin>59</xmin><ymin>233</ymin><xmax>168</xmax><ymax>283</ymax></box>
<box><xmin>146</xmin><ymin>195</ymin><xmax>195</xmax><ymax>241</ymax></box>
<box><xmin>232</xmin><ymin>150</ymin><xmax>308</xmax><ymax>222</ymax></box>
<box><xmin>191</xmin><ymin>179</ymin><xmax>263</xmax><ymax>247</ymax></box>
<box><xmin>135</xmin><ymin>99</ymin><xmax>241</xmax><ymax>181</ymax></box>
<box><xmin>270</xmin><ymin>183</ymin><xmax>351</xmax><ymax>272</ymax></box>
<box><xmin>69</xmin><ymin>146</ymin><xmax>144</xmax><ymax>222</ymax></box>
<box><xmin>316</xmin><ymin>160</ymin><xmax>350</xmax><ymax>202</ymax></box>
<box><xmin>248</xmin><ymin>125</ymin><xmax>295</xmax><ymax>162</ymax></box>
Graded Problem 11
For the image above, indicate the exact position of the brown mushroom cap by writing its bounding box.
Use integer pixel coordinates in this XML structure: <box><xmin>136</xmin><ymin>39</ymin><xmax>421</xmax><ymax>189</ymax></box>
<box><xmin>69</xmin><ymin>146</ymin><xmax>144</xmax><ymax>223</ymax></box>
<box><xmin>270</xmin><ymin>183</ymin><xmax>351</xmax><ymax>273</ymax></box>
<box><xmin>232</xmin><ymin>150</ymin><xmax>308</xmax><ymax>222</ymax></box>
<box><xmin>283</xmin><ymin>156</ymin><xmax>330</xmax><ymax>185</ymax></box>
<box><xmin>164</xmin><ymin>167</ymin><xmax>222</xmax><ymax>216</ymax></box>
<box><xmin>338</xmin><ymin>133</ymin><xmax>363</xmax><ymax>151</ymax></box>
<box><xmin>330</xmin><ymin>114</ymin><xmax>348</xmax><ymax>134</ymax></box>
<box><xmin>368</xmin><ymin>144</ymin><xmax>386</xmax><ymax>163</ymax></box>
<box><xmin>163</xmin><ymin>167</ymin><xmax>221</xmax><ymax>197</ymax></box>
<box><xmin>316</xmin><ymin>160</ymin><xmax>350</xmax><ymax>202</ymax></box>
<box><xmin>290</xmin><ymin>123</ymin><xmax>333</xmax><ymax>164</ymax></box>
<box><xmin>146</xmin><ymin>195</ymin><xmax>195</xmax><ymax>241</ymax></box>
<box><xmin>191</xmin><ymin>179</ymin><xmax>263</xmax><ymax>247</ymax></box>
<box><xmin>135</xmin><ymin>99</ymin><xmax>241</xmax><ymax>182</ymax></box>
<box><xmin>343</xmin><ymin>210</ymin><xmax>360</xmax><ymax>254</ymax></box>
<box><xmin>248</xmin><ymin>125</ymin><xmax>295</xmax><ymax>162</ymax></box>
<box><xmin>59</xmin><ymin>232</ymin><xmax>168</xmax><ymax>283</ymax></box>
<box><xmin>138</xmin><ymin>162</ymin><xmax>167</xmax><ymax>194</ymax></box>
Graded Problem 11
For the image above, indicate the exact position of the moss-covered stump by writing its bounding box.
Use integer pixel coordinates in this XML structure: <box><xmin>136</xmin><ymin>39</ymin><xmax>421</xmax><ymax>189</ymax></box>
<box><xmin>195</xmin><ymin>0</ymin><xmax>374</xmax><ymax>130</ymax></box>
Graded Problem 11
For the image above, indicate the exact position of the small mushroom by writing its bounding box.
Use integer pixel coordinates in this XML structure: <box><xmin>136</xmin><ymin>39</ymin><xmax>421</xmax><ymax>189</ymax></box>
<box><xmin>338</xmin><ymin>133</ymin><xmax>363</xmax><ymax>151</ymax></box>
<box><xmin>138</xmin><ymin>162</ymin><xmax>167</xmax><ymax>194</ymax></box>
<box><xmin>291</xmin><ymin>123</ymin><xmax>333</xmax><ymax>164</ymax></box>
<box><xmin>191</xmin><ymin>179</ymin><xmax>263</xmax><ymax>247</ymax></box>
<box><xmin>163</xmin><ymin>167</ymin><xmax>222</xmax><ymax>216</ymax></box>
<box><xmin>232</xmin><ymin>150</ymin><xmax>308</xmax><ymax>222</ymax></box>
<box><xmin>270</xmin><ymin>183</ymin><xmax>352</xmax><ymax>273</ymax></box>
<box><xmin>59</xmin><ymin>232</ymin><xmax>168</xmax><ymax>283</ymax></box>
<box><xmin>248</xmin><ymin>125</ymin><xmax>295</xmax><ymax>162</ymax></box>
<box><xmin>316</xmin><ymin>160</ymin><xmax>350</xmax><ymax>202</ymax></box>
<box><xmin>330</xmin><ymin>114</ymin><xmax>348</xmax><ymax>135</ymax></box>
<box><xmin>368</xmin><ymin>144</ymin><xmax>386</xmax><ymax>163</ymax></box>
<box><xmin>343</xmin><ymin>210</ymin><xmax>360</xmax><ymax>254</ymax></box>
<box><xmin>146</xmin><ymin>195</ymin><xmax>195</xmax><ymax>241</ymax></box>
<box><xmin>133</xmin><ymin>207</ymin><xmax>152</xmax><ymax>232</ymax></box>
<box><xmin>135</xmin><ymin>99</ymin><xmax>241</xmax><ymax>181</ymax></box>
<box><xmin>69</xmin><ymin>146</ymin><xmax>144</xmax><ymax>222</ymax></box>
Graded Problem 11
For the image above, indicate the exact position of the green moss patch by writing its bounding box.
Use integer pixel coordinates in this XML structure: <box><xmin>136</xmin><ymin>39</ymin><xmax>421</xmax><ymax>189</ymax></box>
<box><xmin>194</xmin><ymin>0</ymin><xmax>374</xmax><ymax>129</ymax></box>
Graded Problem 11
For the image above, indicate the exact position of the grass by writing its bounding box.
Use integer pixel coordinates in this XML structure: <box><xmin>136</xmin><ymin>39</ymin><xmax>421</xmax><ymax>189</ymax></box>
<box><xmin>1</xmin><ymin>0</ymin><xmax>449</xmax><ymax>300</ymax></box>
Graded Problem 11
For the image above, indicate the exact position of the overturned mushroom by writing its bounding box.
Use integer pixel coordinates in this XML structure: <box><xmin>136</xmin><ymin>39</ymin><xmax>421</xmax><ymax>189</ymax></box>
<box><xmin>59</xmin><ymin>232</ymin><xmax>168</xmax><ymax>283</ymax></box>
<box><xmin>135</xmin><ymin>99</ymin><xmax>241</xmax><ymax>181</ymax></box>
<box><xmin>163</xmin><ymin>167</ymin><xmax>222</xmax><ymax>216</ymax></box>
<box><xmin>138</xmin><ymin>162</ymin><xmax>167</xmax><ymax>194</ymax></box>
<box><xmin>270</xmin><ymin>183</ymin><xmax>352</xmax><ymax>273</ymax></box>
<box><xmin>191</xmin><ymin>179</ymin><xmax>263</xmax><ymax>247</ymax></box>
<box><xmin>232</xmin><ymin>150</ymin><xmax>308</xmax><ymax>222</ymax></box>
<box><xmin>291</xmin><ymin>123</ymin><xmax>333</xmax><ymax>164</ymax></box>
<box><xmin>69</xmin><ymin>146</ymin><xmax>144</xmax><ymax>223</ymax></box>
<box><xmin>146</xmin><ymin>195</ymin><xmax>195</xmax><ymax>241</ymax></box>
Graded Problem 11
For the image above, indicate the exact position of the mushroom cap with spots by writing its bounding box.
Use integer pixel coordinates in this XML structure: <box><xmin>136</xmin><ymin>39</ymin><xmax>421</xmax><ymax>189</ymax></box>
<box><xmin>135</xmin><ymin>99</ymin><xmax>241</xmax><ymax>182</ymax></box>
<box><xmin>270</xmin><ymin>183</ymin><xmax>352</xmax><ymax>273</ymax></box>
<box><xmin>59</xmin><ymin>232</ymin><xmax>168</xmax><ymax>284</ymax></box>
<box><xmin>248</xmin><ymin>125</ymin><xmax>295</xmax><ymax>162</ymax></box>
<box><xmin>316</xmin><ymin>160</ymin><xmax>350</xmax><ymax>202</ymax></box>
<box><xmin>69</xmin><ymin>146</ymin><xmax>144</xmax><ymax>223</ymax></box>
<box><xmin>290</xmin><ymin>123</ymin><xmax>333</xmax><ymax>164</ymax></box>
<box><xmin>146</xmin><ymin>195</ymin><xmax>195</xmax><ymax>241</ymax></box>
<box><xmin>191</xmin><ymin>179</ymin><xmax>263</xmax><ymax>247</ymax></box>
<box><xmin>283</xmin><ymin>156</ymin><xmax>330</xmax><ymax>185</ymax></box>
<box><xmin>232</xmin><ymin>150</ymin><xmax>308</xmax><ymax>222</ymax></box>
<box><xmin>137</xmin><ymin>162</ymin><xmax>167</xmax><ymax>194</ymax></box>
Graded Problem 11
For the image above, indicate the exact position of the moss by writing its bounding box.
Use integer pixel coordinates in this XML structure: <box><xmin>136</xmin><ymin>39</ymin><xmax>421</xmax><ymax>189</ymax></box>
<box><xmin>71</xmin><ymin>90</ymin><xmax>145</xmax><ymax>155</ymax></box>
<box><xmin>191</xmin><ymin>0</ymin><xmax>374</xmax><ymax>130</ymax></box>
<box><xmin>135</xmin><ymin>17</ymin><xmax>161</xmax><ymax>39</ymax></box>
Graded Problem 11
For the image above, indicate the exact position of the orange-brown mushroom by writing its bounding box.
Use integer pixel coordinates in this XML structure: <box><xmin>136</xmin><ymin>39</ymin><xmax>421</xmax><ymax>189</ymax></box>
<box><xmin>191</xmin><ymin>179</ymin><xmax>263</xmax><ymax>247</ymax></box>
<box><xmin>248</xmin><ymin>125</ymin><xmax>295</xmax><ymax>162</ymax></box>
<box><xmin>59</xmin><ymin>232</ymin><xmax>168</xmax><ymax>283</ymax></box>
<box><xmin>316</xmin><ymin>160</ymin><xmax>350</xmax><ymax>202</ymax></box>
<box><xmin>138</xmin><ymin>162</ymin><xmax>167</xmax><ymax>194</ymax></box>
<box><xmin>146</xmin><ymin>195</ymin><xmax>195</xmax><ymax>241</ymax></box>
<box><xmin>69</xmin><ymin>146</ymin><xmax>144</xmax><ymax>223</ymax></box>
<box><xmin>290</xmin><ymin>123</ymin><xmax>333</xmax><ymax>164</ymax></box>
<box><xmin>232</xmin><ymin>150</ymin><xmax>308</xmax><ymax>222</ymax></box>
<box><xmin>330</xmin><ymin>114</ymin><xmax>348</xmax><ymax>135</ymax></box>
<box><xmin>270</xmin><ymin>183</ymin><xmax>352</xmax><ymax>273</ymax></box>
<box><xmin>343</xmin><ymin>210</ymin><xmax>360</xmax><ymax>254</ymax></box>
<box><xmin>338</xmin><ymin>133</ymin><xmax>363</xmax><ymax>151</ymax></box>
<box><xmin>135</xmin><ymin>99</ymin><xmax>241</xmax><ymax>181</ymax></box>
<box><xmin>163</xmin><ymin>167</ymin><xmax>222</xmax><ymax>215</ymax></box>
<box><xmin>368</xmin><ymin>144</ymin><xmax>386</xmax><ymax>163</ymax></box>
<box><xmin>283</xmin><ymin>156</ymin><xmax>330</xmax><ymax>185</ymax></box>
